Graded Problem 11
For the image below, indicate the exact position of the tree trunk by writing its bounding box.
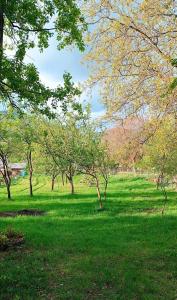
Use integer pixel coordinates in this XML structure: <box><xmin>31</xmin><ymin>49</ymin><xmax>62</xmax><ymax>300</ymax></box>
<box><xmin>95</xmin><ymin>176</ymin><xmax>103</xmax><ymax>209</ymax></box>
<box><xmin>156</xmin><ymin>174</ymin><xmax>162</xmax><ymax>190</ymax></box>
<box><xmin>27</xmin><ymin>150</ymin><xmax>33</xmax><ymax>197</ymax></box>
<box><xmin>51</xmin><ymin>174</ymin><xmax>55</xmax><ymax>191</ymax></box>
<box><xmin>4</xmin><ymin>173</ymin><xmax>11</xmax><ymax>200</ymax></box>
<box><xmin>6</xmin><ymin>182</ymin><xmax>11</xmax><ymax>199</ymax></box>
<box><xmin>69</xmin><ymin>177</ymin><xmax>74</xmax><ymax>194</ymax></box>
<box><xmin>66</xmin><ymin>175</ymin><xmax>74</xmax><ymax>194</ymax></box>
<box><xmin>104</xmin><ymin>179</ymin><xmax>108</xmax><ymax>201</ymax></box>
<box><xmin>160</xmin><ymin>174</ymin><xmax>168</xmax><ymax>215</ymax></box>
<box><xmin>61</xmin><ymin>172</ymin><xmax>65</xmax><ymax>186</ymax></box>
<box><xmin>0</xmin><ymin>155</ymin><xmax>11</xmax><ymax>199</ymax></box>
<box><xmin>132</xmin><ymin>158</ymin><xmax>137</xmax><ymax>175</ymax></box>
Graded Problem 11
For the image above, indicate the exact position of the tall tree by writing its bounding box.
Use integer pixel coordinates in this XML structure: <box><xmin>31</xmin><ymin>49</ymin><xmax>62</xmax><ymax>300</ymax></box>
<box><xmin>84</xmin><ymin>0</ymin><xmax>177</xmax><ymax>124</ymax></box>
<box><xmin>0</xmin><ymin>0</ymin><xmax>86</xmax><ymax>115</ymax></box>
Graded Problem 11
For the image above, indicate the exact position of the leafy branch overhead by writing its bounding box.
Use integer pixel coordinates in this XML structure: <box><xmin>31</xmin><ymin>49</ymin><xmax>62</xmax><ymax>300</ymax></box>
<box><xmin>0</xmin><ymin>0</ymin><xmax>87</xmax><ymax>115</ymax></box>
<box><xmin>83</xmin><ymin>0</ymin><xmax>177</xmax><ymax>122</ymax></box>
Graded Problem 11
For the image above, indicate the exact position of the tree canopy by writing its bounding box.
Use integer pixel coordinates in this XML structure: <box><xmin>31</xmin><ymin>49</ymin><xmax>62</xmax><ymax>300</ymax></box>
<box><xmin>0</xmin><ymin>0</ymin><xmax>86</xmax><ymax>115</ymax></box>
<box><xmin>83</xmin><ymin>0</ymin><xmax>177</xmax><ymax>123</ymax></box>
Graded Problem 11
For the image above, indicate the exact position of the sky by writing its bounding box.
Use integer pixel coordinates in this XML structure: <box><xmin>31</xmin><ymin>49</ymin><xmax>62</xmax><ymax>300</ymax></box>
<box><xmin>25</xmin><ymin>37</ymin><xmax>105</xmax><ymax>119</ymax></box>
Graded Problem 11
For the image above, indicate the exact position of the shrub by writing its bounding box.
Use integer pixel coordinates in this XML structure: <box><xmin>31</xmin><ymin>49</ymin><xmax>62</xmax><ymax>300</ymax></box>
<box><xmin>0</xmin><ymin>233</ymin><xmax>9</xmax><ymax>250</ymax></box>
<box><xmin>0</xmin><ymin>228</ymin><xmax>24</xmax><ymax>251</ymax></box>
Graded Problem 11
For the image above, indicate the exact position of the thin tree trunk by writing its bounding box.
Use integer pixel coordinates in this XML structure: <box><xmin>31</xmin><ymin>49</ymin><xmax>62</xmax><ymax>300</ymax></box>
<box><xmin>160</xmin><ymin>174</ymin><xmax>168</xmax><ymax>215</ymax></box>
<box><xmin>27</xmin><ymin>150</ymin><xmax>33</xmax><ymax>197</ymax></box>
<box><xmin>4</xmin><ymin>173</ymin><xmax>11</xmax><ymax>200</ymax></box>
<box><xmin>70</xmin><ymin>178</ymin><xmax>74</xmax><ymax>194</ymax></box>
<box><xmin>0</xmin><ymin>155</ymin><xmax>11</xmax><ymax>199</ymax></box>
<box><xmin>104</xmin><ymin>179</ymin><xmax>108</xmax><ymax>201</ymax></box>
<box><xmin>69</xmin><ymin>177</ymin><xmax>74</xmax><ymax>194</ymax></box>
<box><xmin>61</xmin><ymin>172</ymin><xmax>65</xmax><ymax>186</ymax></box>
<box><xmin>66</xmin><ymin>175</ymin><xmax>74</xmax><ymax>194</ymax></box>
<box><xmin>161</xmin><ymin>186</ymin><xmax>168</xmax><ymax>215</ymax></box>
<box><xmin>102</xmin><ymin>171</ymin><xmax>108</xmax><ymax>201</ymax></box>
<box><xmin>132</xmin><ymin>158</ymin><xmax>137</xmax><ymax>175</ymax></box>
<box><xmin>95</xmin><ymin>176</ymin><xmax>103</xmax><ymax>209</ymax></box>
<box><xmin>51</xmin><ymin>174</ymin><xmax>55</xmax><ymax>191</ymax></box>
<box><xmin>6</xmin><ymin>182</ymin><xmax>11</xmax><ymax>199</ymax></box>
<box><xmin>156</xmin><ymin>174</ymin><xmax>162</xmax><ymax>190</ymax></box>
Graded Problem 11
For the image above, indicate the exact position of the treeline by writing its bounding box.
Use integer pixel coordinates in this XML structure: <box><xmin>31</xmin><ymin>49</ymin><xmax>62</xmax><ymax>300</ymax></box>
<box><xmin>0</xmin><ymin>109</ymin><xmax>114</xmax><ymax>209</ymax></box>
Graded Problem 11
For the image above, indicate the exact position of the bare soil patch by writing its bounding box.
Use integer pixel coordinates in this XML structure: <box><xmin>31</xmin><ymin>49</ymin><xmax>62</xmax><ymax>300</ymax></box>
<box><xmin>0</xmin><ymin>209</ymin><xmax>45</xmax><ymax>218</ymax></box>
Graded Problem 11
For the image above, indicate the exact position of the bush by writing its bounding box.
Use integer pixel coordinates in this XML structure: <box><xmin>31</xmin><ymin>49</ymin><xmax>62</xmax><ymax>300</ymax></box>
<box><xmin>6</xmin><ymin>227</ymin><xmax>23</xmax><ymax>239</ymax></box>
<box><xmin>0</xmin><ymin>233</ymin><xmax>9</xmax><ymax>250</ymax></box>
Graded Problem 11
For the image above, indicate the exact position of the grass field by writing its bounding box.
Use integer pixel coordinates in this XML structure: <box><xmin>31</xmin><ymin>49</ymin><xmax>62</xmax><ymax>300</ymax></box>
<box><xmin>0</xmin><ymin>175</ymin><xmax>177</xmax><ymax>300</ymax></box>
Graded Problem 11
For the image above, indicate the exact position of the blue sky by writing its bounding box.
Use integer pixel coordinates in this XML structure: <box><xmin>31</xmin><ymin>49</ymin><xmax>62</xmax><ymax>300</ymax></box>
<box><xmin>26</xmin><ymin>38</ymin><xmax>105</xmax><ymax>118</ymax></box>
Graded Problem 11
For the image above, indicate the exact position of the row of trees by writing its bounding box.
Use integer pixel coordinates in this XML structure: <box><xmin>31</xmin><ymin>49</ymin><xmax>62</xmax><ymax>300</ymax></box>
<box><xmin>0</xmin><ymin>109</ymin><xmax>113</xmax><ymax>209</ymax></box>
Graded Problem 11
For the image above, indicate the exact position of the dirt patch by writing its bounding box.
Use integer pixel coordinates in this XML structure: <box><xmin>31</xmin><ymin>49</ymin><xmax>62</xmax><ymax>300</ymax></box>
<box><xmin>0</xmin><ymin>209</ymin><xmax>45</xmax><ymax>218</ymax></box>
<box><xmin>138</xmin><ymin>207</ymin><xmax>160</xmax><ymax>213</ymax></box>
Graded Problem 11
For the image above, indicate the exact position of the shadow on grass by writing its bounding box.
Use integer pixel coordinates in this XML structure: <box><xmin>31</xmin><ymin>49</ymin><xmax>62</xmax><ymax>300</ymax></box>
<box><xmin>0</xmin><ymin>195</ymin><xmax>176</xmax><ymax>219</ymax></box>
<box><xmin>0</xmin><ymin>176</ymin><xmax>176</xmax><ymax>300</ymax></box>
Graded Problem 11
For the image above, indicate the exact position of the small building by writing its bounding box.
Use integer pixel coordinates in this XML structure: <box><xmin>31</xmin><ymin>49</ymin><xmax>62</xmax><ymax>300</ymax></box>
<box><xmin>0</xmin><ymin>162</ymin><xmax>27</xmax><ymax>177</ymax></box>
<box><xmin>9</xmin><ymin>163</ymin><xmax>27</xmax><ymax>177</ymax></box>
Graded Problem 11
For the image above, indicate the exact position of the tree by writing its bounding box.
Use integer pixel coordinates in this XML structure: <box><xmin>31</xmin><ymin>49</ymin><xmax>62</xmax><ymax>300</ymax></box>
<box><xmin>0</xmin><ymin>1</ymin><xmax>86</xmax><ymax>115</ymax></box>
<box><xmin>84</xmin><ymin>0</ymin><xmax>177</xmax><ymax>125</ymax></box>
<box><xmin>97</xmin><ymin>149</ymin><xmax>113</xmax><ymax>202</ymax></box>
<box><xmin>139</xmin><ymin>117</ymin><xmax>177</xmax><ymax>214</ymax></box>
<box><xmin>42</xmin><ymin>157</ymin><xmax>61</xmax><ymax>192</ymax></box>
<box><xmin>103</xmin><ymin>118</ymin><xmax>144</xmax><ymax>172</ymax></box>
<box><xmin>0</xmin><ymin>111</ymin><xmax>20</xmax><ymax>199</ymax></box>
<box><xmin>17</xmin><ymin>115</ymin><xmax>38</xmax><ymax>197</ymax></box>
<box><xmin>39</xmin><ymin>115</ymin><xmax>81</xmax><ymax>194</ymax></box>
<box><xmin>78</xmin><ymin>122</ymin><xmax>112</xmax><ymax>208</ymax></box>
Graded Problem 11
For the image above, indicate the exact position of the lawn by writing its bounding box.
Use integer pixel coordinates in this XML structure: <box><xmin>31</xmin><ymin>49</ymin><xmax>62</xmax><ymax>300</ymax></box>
<box><xmin>0</xmin><ymin>175</ymin><xmax>177</xmax><ymax>300</ymax></box>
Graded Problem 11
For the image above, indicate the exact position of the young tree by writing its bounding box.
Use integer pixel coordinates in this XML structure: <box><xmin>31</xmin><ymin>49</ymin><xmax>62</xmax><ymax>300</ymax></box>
<box><xmin>139</xmin><ymin>117</ymin><xmax>177</xmax><ymax>214</ymax></box>
<box><xmin>39</xmin><ymin>117</ymin><xmax>80</xmax><ymax>194</ymax></box>
<box><xmin>98</xmin><ymin>150</ymin><xmax>114</xmax><ymax>202</ymax></box>
<box><xmin>17</xmin><ymin>115</ymin><xmax>38</xmax><ymax>197</ymax></box>
<box><xmin>0</xmin><ymin>1</ymin><xmax>86</xmax><ymax>115</ymax></box>
<box><xmin>78</xmin><ymin>122</ymin><xmax>112</xmax><ymax>208</ymax></box>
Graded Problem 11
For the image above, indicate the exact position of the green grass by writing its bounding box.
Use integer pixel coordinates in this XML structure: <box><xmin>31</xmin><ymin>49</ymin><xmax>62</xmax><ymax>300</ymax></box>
<box><xmin>0</xmin><ymin>175</ymin><xmax>177</xmax><ymax>300</ymax></box>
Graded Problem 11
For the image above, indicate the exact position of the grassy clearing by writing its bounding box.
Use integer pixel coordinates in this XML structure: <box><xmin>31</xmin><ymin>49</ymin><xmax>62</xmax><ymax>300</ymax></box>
<box><xmin>0</xmin><ymin>175</ymin><xmax>177</xmax><ymax>300</ymax></box>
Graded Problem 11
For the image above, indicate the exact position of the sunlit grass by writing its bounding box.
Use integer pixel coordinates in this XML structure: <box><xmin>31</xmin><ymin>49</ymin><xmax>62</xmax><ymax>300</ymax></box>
<box><xmin>0</xmin><ymin>174</ymin><xmax>177</xmax><ymax>299</ymax></box>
